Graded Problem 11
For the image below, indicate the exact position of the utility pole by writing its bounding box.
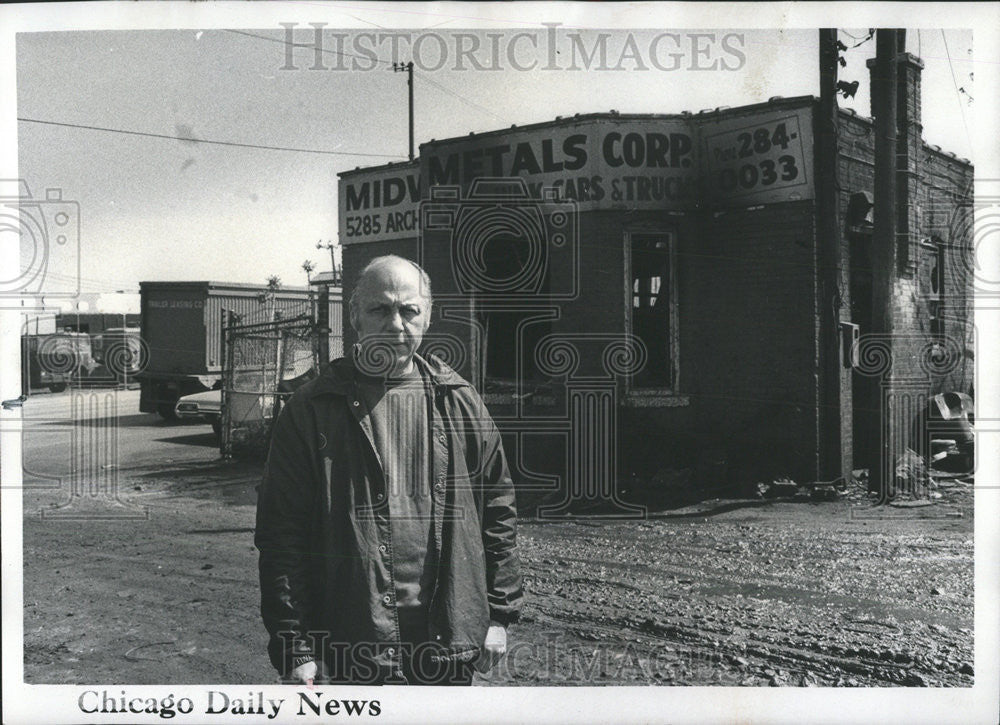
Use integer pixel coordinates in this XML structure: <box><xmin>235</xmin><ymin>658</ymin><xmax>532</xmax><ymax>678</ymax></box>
<box><xmin>817</xmin><ymin>29</ymin><xmax>845</xmax><ymax>481</ymax></box>
<box><xmin>316</xmin><ymin>239</ymin><xmax>340</xmax><ymax>283</ymax></box>
<box><xmin>313</xmin><ymin>243</ymin><xmax>337</xmax><ymax>366</ymax></box>
<box><xmin>869</xmin><ymin>29</ymin><xmax>904</xmax><ymax>493</ymax></box>
<box><xmin>393</xmin><ymin>61</ymin><xmax>414</xmax><ymax>161</ymax></box>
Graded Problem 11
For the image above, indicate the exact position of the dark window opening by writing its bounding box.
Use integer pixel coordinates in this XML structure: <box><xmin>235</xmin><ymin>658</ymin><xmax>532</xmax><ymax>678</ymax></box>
<box><xmin>483</xmin><ymin>310</ymin><xmax>549</xmax><ymax>383</ymax></box>
<box><xmin>629</xmin><ymin>232</ymin><xmax>675</xmax><ymax>389</ymax></box>
<box><xmin>478</xmin><ymin>235</ymin><xmax>551</xmax><ymax>385</ymax></box>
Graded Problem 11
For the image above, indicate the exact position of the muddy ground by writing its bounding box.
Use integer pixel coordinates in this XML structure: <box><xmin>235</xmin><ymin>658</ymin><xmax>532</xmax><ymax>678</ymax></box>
<box><xmin>22</xmin><ymin>450</ymin><xmax>974</xmax><ymax>687</ymax></box>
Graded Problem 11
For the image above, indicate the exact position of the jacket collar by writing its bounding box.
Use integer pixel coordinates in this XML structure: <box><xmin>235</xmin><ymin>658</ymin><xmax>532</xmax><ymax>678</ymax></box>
<box><xmin>305</xmin><ymin>349</ymin><xmax>471</xmax><ymax>398</ymax></box>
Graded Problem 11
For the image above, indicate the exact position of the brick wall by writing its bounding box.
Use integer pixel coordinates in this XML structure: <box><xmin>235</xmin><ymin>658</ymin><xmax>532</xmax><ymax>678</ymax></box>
<box><xmin>663</xmin><ymin>200</ymin><xmax>821</xmax><ymax>483</ymax></box>
<box><xmin>837</xmin><ymin>110</ymin><xmax>973</xmax><ymax>399</ymax></box>
<box><xmin>515</xmin><ymin>202</ymin><xmax>823</xmax><ymax>487</ymax></box>
<box><xmin>919</xmin><ymin>146</ymin><xmax>974</xmax><ymax>395</ymax></box>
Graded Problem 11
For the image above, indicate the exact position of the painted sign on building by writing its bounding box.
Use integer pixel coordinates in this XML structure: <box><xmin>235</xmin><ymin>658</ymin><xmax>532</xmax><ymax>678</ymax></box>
<box><xmin>339</xmin><ymin>104</ymin><xmax>817</xmax><ymax>245</ymax></box>
<box><xmin>700</xmin><ymin>106</ymin><xmax>814</xmax><ymax>205</ymax></box>
<box><xmin>420</xmin><ymin>118</ymin><xmax>699</xmax><ymax>212</ymax></box>
<box><xmin>338</xmin><ymin>161</ymin><xmax>420</xmax><ymax>245</ymax></box>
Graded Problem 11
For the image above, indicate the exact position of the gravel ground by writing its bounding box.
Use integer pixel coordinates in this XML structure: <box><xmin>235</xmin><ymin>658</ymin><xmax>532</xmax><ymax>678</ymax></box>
<box><xmin>22</xmin><ymin>457</ymin><xmax>973</xmax><ymax>687</ymax></box>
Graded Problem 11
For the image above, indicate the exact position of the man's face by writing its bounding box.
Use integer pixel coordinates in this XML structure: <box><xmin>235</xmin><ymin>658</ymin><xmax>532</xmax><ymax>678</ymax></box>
<box><xmin>351</xmin><ymin>261</ymin><xmax>430</xmax><ymax>376</ymax></box>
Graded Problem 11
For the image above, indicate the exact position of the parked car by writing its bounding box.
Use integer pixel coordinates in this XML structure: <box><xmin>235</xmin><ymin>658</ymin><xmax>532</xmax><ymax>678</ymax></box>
<box><xmin>173</xmin><ymin>362</ymin><xmax>317</xmax><ymax>439</ymax></box>
<box><xmin>174</xmin><ymin>389</ymin><xmax>222</xmax><ymax>436</ymax></box>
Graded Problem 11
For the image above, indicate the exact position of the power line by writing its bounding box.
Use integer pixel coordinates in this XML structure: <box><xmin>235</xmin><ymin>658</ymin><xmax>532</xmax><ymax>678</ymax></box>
<box><xmin>33</xmin><ymin>275</ymin><xmax>139</xmax><ymax>292</ymax></box>
<box><xmin>224</xmin><ymin>28</ymin><xmax>394</xmax><ymax>67</ymax></box>
<box><xmin>840</xmin><ymin>28</ymin><xmax>874</xmax><ymax>48</ymax></box>
<box><xmin>413</xmin><ymin>69</ymin><xmax>509</xmax><ymax>124</ymax></box>
<box><xmin>17</xmin><ymin>117</ymin><xmax>404</xmax><ymax>158</ymax></box>
<box><xmin>18</xmin><ymin>266</ymin><xmax>137</xmax><ymax>286</ymax></box>
<box><xmin>227</xmin><ymin>27</ymin><xmax>508</xmax><ymax>126</ymax></box>
<box><xmin>940</xmin><ymin>30</ymin><xmax>972</xmax><ymax>154</ymax></box>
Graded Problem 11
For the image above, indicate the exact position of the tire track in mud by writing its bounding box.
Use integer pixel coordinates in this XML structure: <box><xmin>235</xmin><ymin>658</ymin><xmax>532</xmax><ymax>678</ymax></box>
<box><xmin>513</xmin><ymin>512</ymin><xmax>974</xmax><ymax>687</ymax></box>
<box><xmin>22</xmin><ymin>449</ymin><xmax>974</xmax><ymax>688</ymax></box>
<box><xmin>522</xmin><ymin>573</ymin><xmax>972</xmax><ymax>686</ymax></box>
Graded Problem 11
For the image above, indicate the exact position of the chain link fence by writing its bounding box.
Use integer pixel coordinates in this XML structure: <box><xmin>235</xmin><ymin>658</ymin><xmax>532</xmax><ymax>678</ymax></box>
<box><xmin>221</xmin><ymin>315</ymin><xmax>322</xmax><ymax>459</ymax></box>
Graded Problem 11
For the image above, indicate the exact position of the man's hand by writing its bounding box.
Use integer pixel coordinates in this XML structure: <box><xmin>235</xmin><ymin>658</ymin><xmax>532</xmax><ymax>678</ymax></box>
<box><xmin>289</xmin><ymin>659</ymin><xmax>317</xmax><ymax>687</ymax></box>
<box><xmin>473</xmin><ymin>623</ymin><xmax>507</xmax><ymax>674</ymax></box>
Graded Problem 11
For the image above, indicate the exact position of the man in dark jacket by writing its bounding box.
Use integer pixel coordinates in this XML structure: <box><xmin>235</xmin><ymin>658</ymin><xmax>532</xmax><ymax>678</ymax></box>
<box><xmin>256</xmin><ymin>255</ymin><xmax>522</xmax><ymax>685</ymax></box>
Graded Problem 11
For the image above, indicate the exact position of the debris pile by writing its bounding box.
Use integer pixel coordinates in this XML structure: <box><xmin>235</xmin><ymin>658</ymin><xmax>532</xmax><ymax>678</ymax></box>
<box><xmin>755</xmin><ymin>477</ymin><xmax>846</xmax><ymax>501</ymax></box>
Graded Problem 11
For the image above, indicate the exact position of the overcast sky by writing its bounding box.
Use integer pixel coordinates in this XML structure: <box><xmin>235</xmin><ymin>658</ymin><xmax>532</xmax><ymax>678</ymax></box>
<box><xmin>5</xmin><ymin>4</ymin><xmax>982</xmax><ymax>310</ymax></box>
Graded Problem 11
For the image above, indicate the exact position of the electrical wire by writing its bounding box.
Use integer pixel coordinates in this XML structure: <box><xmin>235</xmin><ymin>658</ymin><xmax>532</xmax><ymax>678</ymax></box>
<box><xmin>17</xmin><ymin>118</ymin><xmax>404</xmax><ymax>158</ymax></box>
<box><xmin>18</xmin><ymin>269</ymin><xmax>140</xmax><ymax>290</ymax></box>
<box><xmin>840</xmin><ymin>29</ymin><xmax>875</xmax><ymax>48</ymax></box>
<box><xmin>224</xmin><ymin>28</ymin><xmax>394</xmax><ymax>67</ymax></box>
<box><xmin>226</xmin><ymin>26</ymin><xmax>509</xmax><ymax>126</ymax></box>
<box><xmin>412</xmin><ymin>69</ymin><xmax>509</xmax><ymax>124</ymax></box>
<box><xmin>940</xmin><ymin>30</ymin><xmax>972</xmax><ymax>155</ymax></box>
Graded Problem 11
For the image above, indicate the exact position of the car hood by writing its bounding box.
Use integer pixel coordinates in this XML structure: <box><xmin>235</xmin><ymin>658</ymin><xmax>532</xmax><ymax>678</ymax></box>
<box><xmin>176</xmin><ymin>389</ymin><xmax>221</xmax><ymax>412</ymax></box>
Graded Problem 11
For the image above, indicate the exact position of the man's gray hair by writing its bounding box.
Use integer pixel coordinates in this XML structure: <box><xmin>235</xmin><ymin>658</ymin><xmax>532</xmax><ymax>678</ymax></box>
<box><xmin>348</xmin><ymin>255</ymin><xmax>433</xmax><ymax>315</ymax></box>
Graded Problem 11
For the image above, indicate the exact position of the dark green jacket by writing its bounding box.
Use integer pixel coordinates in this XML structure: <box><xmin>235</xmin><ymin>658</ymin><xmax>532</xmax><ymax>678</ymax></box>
<box><xmin>256</xmin><ymin>353</ymin><xmax>522</xmax><ymax>680</ymax></box>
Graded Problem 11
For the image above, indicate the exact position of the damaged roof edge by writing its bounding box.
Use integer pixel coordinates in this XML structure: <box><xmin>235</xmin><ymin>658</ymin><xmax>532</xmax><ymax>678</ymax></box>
<box><xmin>339</xmin><ymin>97</ymin><xmax>820</xmax><ymax>179</ymax></box>
<box><xmin>839</xmin><ymin>108</ymin><xmax>973</xmax><ymax>169</ymax></box>
<box><xmin>338</xmin><ymin>95</ymin><xmax>971</xmax><ymax>175</ymax></box>
<box><xmin>412</xmin><ymin>95</ymin><xmax>820</xmax><ymax>150</ymax></box>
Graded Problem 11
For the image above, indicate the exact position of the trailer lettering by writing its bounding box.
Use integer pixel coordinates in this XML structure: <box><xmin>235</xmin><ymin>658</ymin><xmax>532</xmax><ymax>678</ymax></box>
<box><xmin>148</xmin><ymin>299</ymin><xmax>204</xmax><ymax>309</ymax></box>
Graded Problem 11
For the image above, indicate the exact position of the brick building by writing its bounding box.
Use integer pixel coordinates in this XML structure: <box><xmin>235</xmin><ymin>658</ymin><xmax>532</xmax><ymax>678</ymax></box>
<box><xmin>337</xmin><ymin>52</ymin><xmax>972</xmax><ymax>503</ymax></box>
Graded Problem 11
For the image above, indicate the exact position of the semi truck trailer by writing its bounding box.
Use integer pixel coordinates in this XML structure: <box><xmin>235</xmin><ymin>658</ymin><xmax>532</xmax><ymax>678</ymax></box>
<box><xmin>137</xmin><ymin>281</ymin><xmax>318</xmax><ymax>419</ymax></box>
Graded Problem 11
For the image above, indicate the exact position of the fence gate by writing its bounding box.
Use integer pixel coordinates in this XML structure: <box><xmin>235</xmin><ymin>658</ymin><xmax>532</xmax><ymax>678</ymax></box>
<box><xmin>221</xmin><ymin>315</ymin><xmax>319</xmax><ymax>459</ymax></box>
